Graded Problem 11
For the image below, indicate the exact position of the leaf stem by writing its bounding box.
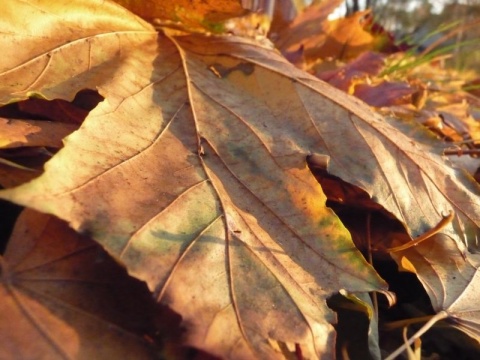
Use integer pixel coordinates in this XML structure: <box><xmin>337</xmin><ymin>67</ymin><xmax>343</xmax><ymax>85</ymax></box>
<box><xmin>365</xmin><ymin>212</ymin><xmax>379</xmax><ymax>318</ymax></box>
<box><xmin>444</xmin><ymin>148</ymin><xmax>480</xmax><ymax>156</ymax></box>
<box><xmin>386</xmin><ymin>211</ymin><xmax>454</xmax><ymax>253</ymax></box>
<box><xmin>383</xmin><ymin>315</ymin><xmax>441</xmax><ymax>331</ymax></box>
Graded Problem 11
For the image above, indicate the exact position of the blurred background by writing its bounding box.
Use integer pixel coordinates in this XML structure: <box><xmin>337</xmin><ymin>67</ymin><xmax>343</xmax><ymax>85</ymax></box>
<box><xmin>345</xmin><ymin>0</ymin><xmax>480</xmax><ymax>72</ymax></box>
<box><xmin>243</xmin><ymin>0</ymin><xmax>480</xmax><ymax>73</ymax></box>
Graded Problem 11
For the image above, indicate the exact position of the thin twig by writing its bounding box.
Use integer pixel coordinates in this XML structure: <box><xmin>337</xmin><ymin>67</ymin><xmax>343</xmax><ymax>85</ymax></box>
<box><xmin>444</xmin><ymin>148</ymin><xmax>480</xmax><ymax>156</ymax></box>
<box><xmin>385</xmin><ymin>311</ymin><xmax>449</xmax><ymax>360</ymax></box>
<box><xmin>386</xmin><ymin>211</ymin><xmax>454</xmax><ymax>253</ymax></box>
<box><xmin>366</xmin><ymin>212</ymin><xmax>379</xmax><ymax>317</ymax></box>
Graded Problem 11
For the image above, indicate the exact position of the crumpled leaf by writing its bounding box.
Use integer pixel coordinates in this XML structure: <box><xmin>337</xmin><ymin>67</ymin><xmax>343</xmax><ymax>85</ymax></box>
<box><xmin>391</xmin><ymin>235</ymin><xmax>480</xmax><ymax>343</ymax></box>
<box><xmin>1</xmin><ymin>0</ymin><xmax>480</xmax><ymax>358</ymax></box>
<box><xmin>0</xmin><ymin>209</ymin><xmax>157</xmax><ymax>359</ymax></box>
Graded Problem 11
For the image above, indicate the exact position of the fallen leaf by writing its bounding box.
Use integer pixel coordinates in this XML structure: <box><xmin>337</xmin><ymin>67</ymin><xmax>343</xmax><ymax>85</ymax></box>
<box><xmin>112</xmin><ymin>0</ymin><xmax>245</xmax><ymax>31</ymax></box>
<box><xmin>437</xmin><ymin>102</ymin><xmax>480</xmax><ymax>143</ymax></box>
<box><xmin>273</xmin><ymin>0</ymin><xmax>343</xmax><ymax>56</ymax></box>
<box><xmin>1</xmin><ymin>0</ymin><xmax>480</xmax><ymax>358</ymax></box>
<box><xmin>0</xmin><ymin>163</ymin><xmax>39</xmax><ymax>188</ymax></box>
<box><xmin>318</xmin><ymin>10</ymin><xmax>378</xmax><ymax>61</ymax></box>
<box><xmin>278</xmin><ymin>9</ymin><xmax>393</xmax><ymax>67</ymax></box>
<box><xmin>390</xmin><ymin>235</ymin><xmax>480</xmax><ymax>344</ymax></box>
<box><xmin>0</xmin><ymin>0</ymin><xmax>153</xmax><ymax>103</ymax></box>
<box><xmin>463</xmin><ymin>78</ymin><xmax>480</xmax><ymax>98</ymax></box>
<box><xmin>15</xmin><ymin>91</ymin><xmax>102</xmax><ymax>125</ymax></box>
<box><xmin>155</xmin><ymin>35</ymin><xmax>480</xmax><ymax>253</ymax></box>
<box><xmin>0</xmin><ymin>1</ymin><xmax>387</xmax><ymax>358</ymax></box>
<box><xmin>353</xmin><ymin>81</ymin><xmax>416</xmax><ymax>107</ymax></box>
<box><xmin>0</xmin><ymin>118</ymin><xmax>78</xmax><ymax>149</ymax></box>
<box><xmin>0</xmin><ymin>209</ymin><xmax>157</xmax><ymax>359</ymax></box>
<box><xmin>315</xmin><ymin>51</ymin><xmax>386</xmax><ymax>92</ymax></box>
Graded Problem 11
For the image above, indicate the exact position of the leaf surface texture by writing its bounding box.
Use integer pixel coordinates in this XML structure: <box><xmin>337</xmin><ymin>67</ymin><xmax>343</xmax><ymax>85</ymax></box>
<box><xmin>1</xmin><ymin>1</ymin><xmax>480</xmax><ymax>358</ymax></box>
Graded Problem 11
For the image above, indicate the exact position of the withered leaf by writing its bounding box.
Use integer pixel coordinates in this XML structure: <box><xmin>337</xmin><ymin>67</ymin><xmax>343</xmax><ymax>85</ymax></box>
<box><xmin>391</xmin><ymin>235</ymin><xmax>480</xmax><ymax>343</ymax></box>
<box><xmin>1</xmin><ymin>1</ymin><xmax>479</xmax><ymax>358</ymax></box>
<box><xmin>0</xmin><ymin>209</ymin><xmax>157</xmax><ymax>359</ymax></box>
<box><xmin>0</xmin><ymin>118</ymin><xmax>78</xmax><ymax>149</ymax></box>
<box><xmin>112</xmin><ymin>0</ymin><xmax>245</xmax><ymax>24</ymax></box>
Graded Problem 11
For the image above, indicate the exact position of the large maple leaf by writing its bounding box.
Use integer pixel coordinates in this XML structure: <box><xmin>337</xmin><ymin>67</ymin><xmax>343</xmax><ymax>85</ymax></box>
<box><xmin>1</xmin><ymin>0</ymin><xmax>479</xmax><ymax>358</ymax></box>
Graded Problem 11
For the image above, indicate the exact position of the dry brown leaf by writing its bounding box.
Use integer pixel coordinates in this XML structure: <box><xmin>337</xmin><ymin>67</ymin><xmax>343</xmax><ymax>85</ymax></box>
<box><xmin>0</xmin><ymin>0</ymin><xmax>153</xmax><ymax>103</ymax></box>
<box><xmin>1</xmin><ymin>1</ymin><xmax>480</xmax><ymax>358</ymax></box>
<box><xmin>14</xmin><ymin>94</ymin><xmax>99</xmax><ymax>125</ymax></box>
<box><xmin>437</xmin><ymin>102</ymin><xmax>480</xmax><ymax>143</ymax></box>
<box><xmin>315</xmin><ymin>51</ymin><xmax>386</xmax><ymax>92</ymax></box>
<box><xmin>273</xmin><ymin>0</ymin><xmax>343</xmax><ymax>55</ymax></box>
<box><xmin>316</xmin><ymin>10</ymin><xmax>377</xmax><ymax>61</ymax></box>
<box><xmin>0</xmin><ymin>2</ymin><xmax>389</xmax><ymax>358</ymax></box>
<box><xmin>353</xmin><ymin>81</ymin><xmax>416</xmax><ymax>107</ymax></box>
<box><xmin>391</xmin><ymin>235</ymin><xmax>480</xmax><ymax>343</ymax></box>
<box><xmin>165</xmin><ymin>34</ymin><xmax>480</xmax><ymax>253</ymax></box>
<box><xmin>0</xmin><ymin>118</ymin><xmax>78</xmax><ymax>149</ymax></box>
<box><xmin>0</xmin><ymin>209</ymin><xmax>157</xmax><ymax>359</ymax></box>
<box><xmin>0</xmin><ymin>163</ymin><xmax>40</xmax><ymax>188</ymax></box>
<box><xmin>276</xmin><ymin>8</ymin><xmax>391</xmax><ymax>68</ymax></box>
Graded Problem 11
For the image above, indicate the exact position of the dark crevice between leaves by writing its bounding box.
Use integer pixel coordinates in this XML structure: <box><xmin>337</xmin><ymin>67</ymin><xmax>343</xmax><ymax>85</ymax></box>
<box><xmin>0</xmin><ymin>89</ymin><xmax>104</xmax><ymax>186</ymax></box>
<box><xmin>0</xmin><ymin>198</ymin><xmax>23</xmax><ymax>254</ymax></box>
<box><xmin>311</xmin><ymin>161</ymin><xmax>480</xmax><ymax>359</ymax></box>
<box><xmin>154</xmin><ymin>304</ymin><xmax>222</xmax><ymax>360</ymax></box>
<box><xmin>327</xmin><ymin>293</ymin><xmax>375</xmax><ymax>360</ymax></box>
<box><xmin>375</xmin><ymin>258</ymin><xmax>480</xmax><ymax>359</ymax></box>
<box><xmin>325</xmin><ymin>205</ymin><xmax>434</xmax><ymax>359</ymax></box>
<box><xmin>308</xmin><ymin>147</ymin><xmax>480</xmax><ymax>359</ymax></box>
<box><xmin>307</xmin><ymin>154</ymin><xmax>398</xmax><ymax>214</ymax></box>
<box><xmin>308</xmin><ymin>157</ymin><xmax>448</xmax><ymax>358</ymax></box>
<box><xmin>307</xmin><ymin>155</ymin><xmax>407</xmax><ymax>252</ymax></box>
<box><xmin>0</xmin><ymin>89</ymin><xmax>104</xmax><ymax>123</ymax></box>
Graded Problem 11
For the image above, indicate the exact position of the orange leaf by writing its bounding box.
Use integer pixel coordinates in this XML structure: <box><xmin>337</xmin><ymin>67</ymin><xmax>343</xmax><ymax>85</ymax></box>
<box><xmin>112</xmin><ymin>0</ymin><xmax>245</xmax><ymax>29</ymax></box>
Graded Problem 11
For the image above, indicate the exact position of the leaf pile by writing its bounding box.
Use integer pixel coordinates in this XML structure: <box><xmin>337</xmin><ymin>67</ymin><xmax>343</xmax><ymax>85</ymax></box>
<box><xmin>1</xmin><ymin>0</ymin><xmax>480</xmax><ymax>359</ymax></box>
